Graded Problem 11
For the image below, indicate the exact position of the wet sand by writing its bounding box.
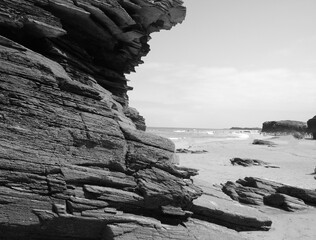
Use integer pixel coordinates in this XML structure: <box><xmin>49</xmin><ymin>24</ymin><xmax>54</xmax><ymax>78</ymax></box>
<box><xmin>177</xmin><ymin>134</ymin><xmax>316</xmax><ymax>240</ymax></box>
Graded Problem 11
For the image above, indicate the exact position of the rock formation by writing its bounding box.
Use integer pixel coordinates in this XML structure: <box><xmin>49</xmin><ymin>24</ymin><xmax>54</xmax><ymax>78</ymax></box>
<box><xmin>0</xmin><ymin>0</ymin><xmax>201</xmax><ymax>239</ymax></box>
<box><xmin>307</xmin><ymin>115</ymin><xmax>316</xmax><ymax>139</ymax></box>
<box><xmin>0</xmin><ymin>1</ymin><xmax>271</xmax><ymax>239</ymax></box>
<box><xmin>176</xmin><ymin>148</ymin><xmax>208</xmax><ymax>154</ymax></box>
<box><xmin>261</xmin><ymin>120</ymin><xmax>307</xmax><ymax>137</ymax></box>
<box><xmin>189</xmin><ymin>184</ymin><xmax>272</xmax><ymax>231</ymax></box>
<box><xmin>222</xmin><ymin>177</ymin><xmax>316</xmax><ymax>212</ymax></box>
<box><xmin>252</xmin><ymin>139</ymin><xmax>276</xmax><ymax>147</ymax></box>
<box><xmin>230</xmin><ymin>158</ymin><xmax>279</xmax><ymax>168</ymax></box>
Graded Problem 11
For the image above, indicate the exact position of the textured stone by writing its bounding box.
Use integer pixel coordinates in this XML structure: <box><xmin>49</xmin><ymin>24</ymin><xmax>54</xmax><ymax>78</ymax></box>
<box><xmin>67</xmin><ymin>196</ymin><xmax>109</xmax><ymax>213</ymax></box>
<box><xmin>83</xmin><ymin>185</ymin><xmax>144</xmax><ymax>208</ymax></box>
<box><xmin>263</xmin><ymin>193</ymin><xmax>308</xmax><ymax>212</ymax></box>
<box><xmin>0</xmin><ymin>0</ymin><xmax>186</xmax><ymax>105</ymax></box>
<box><xmin>277</xmin><ymin>185</ymin><xmax>316</xmax><ymax>205</ymax></box>
<box><xmin>126</xmin><ymin>140</ymin><xmax>198</xmax><ymax>178</ymax></box>
<box><xmin>191</xmin><ymin>194</ymin><xmax>272</xmax><ymax>231</ymax></box>
<box><xmin>252</xmin><ymin>139</ymin><xmax>276</xmax><ymax>146</ymax></box>
<box><xmin>176</xmin><ymin>148</ymin><xmax>208</xmax><ymax>154</ymax></box>
<box><xmin>123</xmin><ymin>107</ymin><xmax>146</xmax><ymax>131</ymax></box>
<box><xmin>230</xmin><ymin>157</ymin><xmax>279</xmax><ymax>168</ymax></box>
<box><xmin>222</xmin><ymin>181</ymin><xmax>271</xmax><ymax>205</ymax></box>
<box><xmin>60</xmin><ymin>165</ymin><xmax>137</xmax><ymax>189</ymax></box>
<box><xmin>136</xmin><ymin>167</ymin><xmax>203</xmax><ymax>209</ymax></box>
<box><xmin>261</xmin><ymin>120</ymin><xmax>307</xmax><ymax>136</ymax></box>
<box><xmin>121</xmin><ymin>125</ymin><xmax>175</xmax><ymax>152</ymax></box>
<box><xmin>223</xmin><ymin>177</ymin><xmax>316</xmax><ymax>211</ymax></box>
<box><xmin>161</xmin><ymin>205</ymin><xmax>193</xmax><ymax>218</ymax></box>
<box><xmin>0</xmin><ymin>1</ymin><xmax>259</xmax><ymax>239</ymax></box>
<box><xmin>106</xmin><ymin>218</ymin><xmax>248</xmax><ymax>240</ymax></box>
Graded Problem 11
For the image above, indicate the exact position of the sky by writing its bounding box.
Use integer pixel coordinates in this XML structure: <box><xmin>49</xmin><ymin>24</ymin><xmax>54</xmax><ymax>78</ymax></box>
<box><xmin>128</xmin><ymin>0</ymin><xmax>316</xmax><ymax>128</ymax></box>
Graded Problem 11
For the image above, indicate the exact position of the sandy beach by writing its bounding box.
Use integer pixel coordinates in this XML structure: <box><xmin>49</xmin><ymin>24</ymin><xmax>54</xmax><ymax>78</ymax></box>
<box><xmin>176</xmin><ymin>134</ymin><xmax>316</xmax><ymax>240</ymax></box>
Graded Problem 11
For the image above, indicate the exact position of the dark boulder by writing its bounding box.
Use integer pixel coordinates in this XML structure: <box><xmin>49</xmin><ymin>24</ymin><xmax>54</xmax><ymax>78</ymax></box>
<box><xmin>262</xmin><ymin>120</ymin><xmax>307</xmax><ymax>136</ymax></box>
<box><xmin>307</xmin><ymin>116</ymin><xmax>316</xmax><ymax>139</ymax></box>
<box><xmin>252</xmin><ymin>139</ymin><xmax>276</xmax><ymax>146</ymax></box>
<box><xmin>263</xmin><ymin>193</ymin><xmax>308</xmax><ymax>212</ymax></box>
<box><xmin>230</xmin><ymin>157</ymin><xmax>279</xmax><ymax>168</ymax></box>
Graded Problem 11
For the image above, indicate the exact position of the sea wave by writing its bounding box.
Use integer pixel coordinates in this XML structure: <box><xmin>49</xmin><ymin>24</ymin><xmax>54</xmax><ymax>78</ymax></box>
<box><xmin>231</xmin><ymin>132</ymin><xmax>250</xmax><ymax>139</ymax></box>
<box><xmin>147</xmin><ymin>127</ymin><xmax>256</xmax><ymax>145</ymax></box>
<box><xmin>173</xmin><ymin>130</ymin><xmax>186</xmax><ymax>133</ymax></box>
<box><xmin>169</xmin><ymin>137</ymin><xmax>181</xmax><ymax>140</ymax></box>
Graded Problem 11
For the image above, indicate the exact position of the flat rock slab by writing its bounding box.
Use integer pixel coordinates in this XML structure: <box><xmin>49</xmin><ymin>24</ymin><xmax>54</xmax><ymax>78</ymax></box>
<box><xmin>121</xmin><ymin>125</ymin><xmax>175</xmax><ymax>152</ymax></box>
<box><xmin>107</xmin><ymin>218</ymin><xmax>248</xmax><ymax>240</ymax></box>
<box><xmin>193</xmin><ymin>179</ymin><xmax>235</xmax><ymax>201</ymax></box>
<box><xmin>191</xmin><ymin>193</ymin><xmax>272</xmax><ymax>231</ymax></box>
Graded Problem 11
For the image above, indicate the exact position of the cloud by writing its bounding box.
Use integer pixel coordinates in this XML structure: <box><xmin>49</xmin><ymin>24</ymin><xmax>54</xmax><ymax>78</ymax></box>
<box><xmin>127</xmin><ymin>63</ymin><xmax>316</xmax><ymax>127</ymax></box>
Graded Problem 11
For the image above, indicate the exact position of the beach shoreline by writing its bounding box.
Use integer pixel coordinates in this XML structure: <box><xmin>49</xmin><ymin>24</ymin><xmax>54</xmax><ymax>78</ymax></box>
<box><xmin>174</xmin><ymin>133</ymin><xmax>316</xmax><ymax>239</ymax></box>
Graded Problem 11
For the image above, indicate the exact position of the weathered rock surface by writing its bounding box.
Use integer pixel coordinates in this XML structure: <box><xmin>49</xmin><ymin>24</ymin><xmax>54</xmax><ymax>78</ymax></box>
<box><xmin>230</xmin><ymin>157</ymin><xmax>279</xmax><ymax>168</ymax></box>
<box><xmin>261</xmin><ymin>120</ymin><xmax>307</xmax><ymax>136</ymax></box>
<box><xmin>176</xmin><ymin>148</ymin><xmax>208</xmax><ymax>154</ymax></box>
<box><xmin>106</xmin><ymin>218</ymin><xmax>248</xmax><ymax>240</ymax></box>
<box><xmin>263</xmin><ymin>193</ymin><xmax>308</xmax><ymax>212</ymax></box>
<box><xmin>123</xmin><ymin>107</ymin><xmax>146</xmax><ymax>131</ymax></box>
<box><xmin>0</xmin><ymin>0</ymin><xmax>186</xmax><ymax>106</ymax></box>
<box><xmin>191</xmin><ymin>191</ymin><xmax>272</xmax><ymax>231</ymax></box>
<box><xmin>0</xmin><ymin>1</ymin><xmax>255</xmax><ymax>239</ymax></box>
<box><xmin>252</xmin><ymin>139</ymin><xmax>276</xmax><ymax>146</ymax></box>
<box><xmin>307</xmin><ymin>115</ymin><xmax>316</xmax><ymax>139</ymax></box>
<box><xmin>222</xmin><ymin>177</ymin><xmax>316</xmax><ymax>212</ymax></box>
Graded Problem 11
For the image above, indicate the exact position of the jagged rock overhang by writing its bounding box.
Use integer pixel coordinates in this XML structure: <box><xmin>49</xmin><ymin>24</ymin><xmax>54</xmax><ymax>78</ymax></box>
<box><xmin>0</xmin><ymin>0</ymin><xmax>186</xmax><ymax>106</ymax></box>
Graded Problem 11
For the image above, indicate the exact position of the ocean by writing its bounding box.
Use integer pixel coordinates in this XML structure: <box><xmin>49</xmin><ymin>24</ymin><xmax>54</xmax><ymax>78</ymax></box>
<box><xmin>147</xmin><ymin>127</ymin><xmax>261</xmax><ymax>148</ymax></box>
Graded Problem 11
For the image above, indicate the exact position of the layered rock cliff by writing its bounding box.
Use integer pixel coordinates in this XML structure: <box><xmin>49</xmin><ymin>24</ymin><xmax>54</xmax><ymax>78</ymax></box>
<box><xmin>0</xmin><ymin>0</ymin><xmax>186</xmax><ymax>107</ymax></box>
<box><xmin>0</xmin><ymin>1</ymin><xmax>274</xmax><ymax>239</ymax></box>
<box><xmin>0</xmin><ymin>1</ymin><xmax>206</xmax><ymax>239</ymax></box>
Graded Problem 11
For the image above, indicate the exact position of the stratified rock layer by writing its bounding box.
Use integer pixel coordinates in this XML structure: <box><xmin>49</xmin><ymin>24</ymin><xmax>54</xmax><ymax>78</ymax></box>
<box><xmin>191</xmin><ymin>190</ymin><xmax>272</xmax><ymax>231</ymax></box>
<box><xmin>0</xmin><ymin>0</ymin><xmax>186</xmax><ymax>106</ymax></box>
<box><xmin>0</xmin><ymin>1</ymin><xmax>225</xmax><ymax>239</ymax></box>
<box><xmin>0</xmin><ymin>34</ymin><xmax>211</xmax><ymax>239</ymax></box>
<box><xmin>0</xmin><ymin>1</ymin><xmax>273</xmax><ymax>239</ymax></box>
<box><xmin>223</xmin><ymin>177</ymin><xmax>316</xmax><ymax>212</ymax></box>
<box><xmin>230</xmin><ymin>157</ymin><xmax>279</xmax><ymax>168</ymax></box>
